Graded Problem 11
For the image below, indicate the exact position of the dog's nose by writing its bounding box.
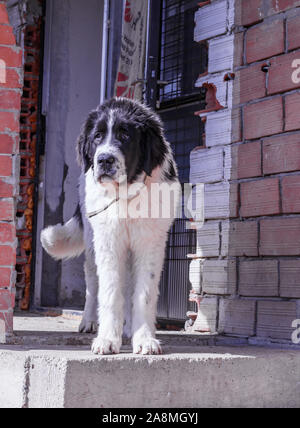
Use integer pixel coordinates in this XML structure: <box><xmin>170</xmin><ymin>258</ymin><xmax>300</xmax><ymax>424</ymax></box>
<box><xmin>97</xmin><ymin>154</ymin><xmax>116</xmax><ymax>169</ymax></box>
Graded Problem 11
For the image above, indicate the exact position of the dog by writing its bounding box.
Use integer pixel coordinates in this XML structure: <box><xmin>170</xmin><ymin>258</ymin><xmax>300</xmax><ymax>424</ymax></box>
<box><xmin>41</xmin><ymin>97</ymin><xmax>181</xmax><ymax>355</ymax></box>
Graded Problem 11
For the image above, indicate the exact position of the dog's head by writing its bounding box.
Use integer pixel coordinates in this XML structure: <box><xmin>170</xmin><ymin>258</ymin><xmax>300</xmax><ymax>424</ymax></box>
<box><xmin>76</xmin><ymin>97</ymin><xmax>170</xmax><ymax>184</ymax></box>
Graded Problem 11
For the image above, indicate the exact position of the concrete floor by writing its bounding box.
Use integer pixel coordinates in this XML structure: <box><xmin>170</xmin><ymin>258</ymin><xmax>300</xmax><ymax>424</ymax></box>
<box><xmin>1</xmin><ymin>311</ymin><xmax>300</xmax><ymax>408</ymax></box>
<box><xmin>9</xmin><ymin>310</ymin><xmax>221</xmax><ymax>347</ymax></box>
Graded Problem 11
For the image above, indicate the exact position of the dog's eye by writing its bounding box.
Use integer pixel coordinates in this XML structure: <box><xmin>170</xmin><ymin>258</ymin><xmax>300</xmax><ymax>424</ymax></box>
<box><xmin>118</xmin><ymin>127</ymin><xmax>129</xmax><ymax>140</ymax></box>
<box><xmin>95</xmin><ymin>131</ymin><xmax>105</xmax><ymax>140</ymax></box>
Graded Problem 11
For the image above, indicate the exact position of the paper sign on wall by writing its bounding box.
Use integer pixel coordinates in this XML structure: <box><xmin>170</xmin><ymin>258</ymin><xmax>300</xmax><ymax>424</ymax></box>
<box><xmin>114</xmin><ymin>0</ymin><xmax>148</xmax><ymax>101</ymax></box>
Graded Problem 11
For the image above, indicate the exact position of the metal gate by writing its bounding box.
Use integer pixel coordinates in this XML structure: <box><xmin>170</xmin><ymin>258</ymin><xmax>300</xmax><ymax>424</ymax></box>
<box><xmin>146</xmin><ymin>0</ymin><xmax>207</xmax><ymax>322</ymax></box>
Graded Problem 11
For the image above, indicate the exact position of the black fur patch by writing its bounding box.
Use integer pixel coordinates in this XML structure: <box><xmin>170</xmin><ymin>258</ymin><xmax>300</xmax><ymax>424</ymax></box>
<box><xmin>164</xmin><ymin>159</ymin><xmax>177</xmax><ymax>182</ymax></box>
<box><xmin>76</xmin><ymin>97</ymin><xmax>173</xmax><ymax>182</ymax></box>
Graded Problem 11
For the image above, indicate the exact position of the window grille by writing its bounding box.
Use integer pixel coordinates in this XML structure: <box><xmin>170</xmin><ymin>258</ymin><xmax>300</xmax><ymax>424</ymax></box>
<box><xmin>147</xmin><ymin>0</ymin><xmax>208</xmax><ymax>322</ymax></box>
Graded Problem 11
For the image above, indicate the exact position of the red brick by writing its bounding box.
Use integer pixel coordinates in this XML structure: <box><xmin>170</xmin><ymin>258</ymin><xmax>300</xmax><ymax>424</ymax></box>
<box><xmin>0</xmin><ymin>223</ymin><xmax>15</xmax><ymax>244</ymax></box>
<box><xmin>246</xmin><ymin>19</ymin><xmax>284</xmax><ymax>63</ymax></box>
<box><xmin>0</xmin><ymin>111</ymin><xmax>19</xmax><ymax>133</ymax></box>
<box><xmin>234</xmin><ymin>63</ymin><xmax>266</xmax><ymax>104</ymax></box>
<box><xmin>0</xmin><ymin>290</ymin><xmax>12</xmax><ymax>310</ymax></box>
<box><xmin>234</xmin><ymin>32</ymin><xmax>244</xmax><ymax>68</ymax></box>
<box><xmin>0</xmin><ymin>156</ymin><xmax>12</xmax><ymax>176</ymax></box>
<box><xmin>0</xmin><ymin>267</ymin><xmax>11</xmax><ymax>288</ymax></box>
<box><xmin>240</xmin><ymin>178</ymin><xmax>280</xmax><ymax>217</ymax></box>
<box><xmin>0</xmin><ymin>68</ymin><xmax>22</xmax><ymax>89</ymax></box>
<box><xmin>0</xmin><ymin>179</ymin><xmax>13</xmax><ymax>197</ymax></box>
<box><xmin>0</xmin><ymin>24</ymin><xmax>15</xmax><ymax>45</ymax></box>
<box><xmin>0</xmin><ymin>89</ymin><xmax>21</xmax><ymax>110</ymax></box>
<box><xmin>0</xmin><ymin>4</ymin><xmax>9</xmax><ymax>24</ymax></box>
<box><xmin>225</xmin><ymin>221</ymin><xmax>259</xmax><ymax>257</ymax></box>
<box><xmin>282</xmin><ymin>175</ymin><xmax>300</xmax><ymax>213</ymax></box>
<box><xmin>244</xmin><ymin>97</ymin><xmax>283</xmax><ymax>140</ymax></box>
<box><xmin>257</xmin><ymin>300</ymin><xmax>298</xmax><ymax>340</ymax></box>
<box><xmin>0</xmin><ymin>46</ymin><xmax>22</xmax><ymax>68</ymax></box>
<box><xmin>281</xmin><ymin>260</ymin><xmax>300</xmax><ymax>298</ymax></box>
<box><xmin>0</xmin><ymin>134</ymin><xmax>15</xmax><ymax>154</ymax></box>
<box><xmin>272</xmin><ymin>0</ymin><xmax>300</xmax><ymax>13</ymax></box>
<box><xmin>10</xmin><ymin>289</ymin><xmax>15</xmax><ymax>308</ymax></box>
<box><xmin>239</xmin><ymin>260</ymin><xmax>279</xmax><ymax>297</ymax></box>
<box><xmin>0</xmin><ymin>246</ymin><xmax>16</xmax><ymax>266</ymax></box>
<box><xmin>260</xmin><ymin>217</ymin><xmax>300</xmax><ymax>255</ymax></box>
<box><xmin>236</xmin><ymin>141</ymin><xmax>262</xmax><ymax>179</ymax></box>
<box><xmin>287</xmin><ymin>15</ymin><xmax>300</xmax><ymax>50</ymax></box>
<box><xmin>238</xmin><ymin>0</ymin><xmax>264</xmax><ymax>26</ymax></box>
<box><xmin>268</xmin><ymin>52</ymin><xmax>300</xmax><ymax>95</ymax></box>
<box><xmin>263</xmin><ymin>133</ymin><xmax>300</xmax><ymax>174</ymax></box>
<box><xmin>0</xmin><ymin>199</ymin><xmax>14</xmax><ymax>221</ymax></box>
<box><xmin>219</xmin><ymin>299</ymin><xmax>256</xmax><ymax>336</ymax></box>
<box><xmin>285</xmin><ymin>92</ymin><xmax>300</xmax><ymax>132</ymax></box>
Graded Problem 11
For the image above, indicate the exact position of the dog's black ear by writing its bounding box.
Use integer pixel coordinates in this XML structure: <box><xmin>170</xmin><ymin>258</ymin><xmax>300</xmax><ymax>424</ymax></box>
<box><xmin>76</xmin><ymin>110</ymin><xmax>98</xmax><ymax>171</ymax></box>
<box><xmin>143</xmin><ymin>127</ymin><xmax>167</xmax><ymax>177</ymax></box>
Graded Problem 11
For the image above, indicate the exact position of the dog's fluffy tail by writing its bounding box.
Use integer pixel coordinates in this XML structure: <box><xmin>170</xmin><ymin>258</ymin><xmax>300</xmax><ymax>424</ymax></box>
<box><xmin>41</xmin><ymin>206</ymin><xmax>85</xmax><ymax>260</ymax></box>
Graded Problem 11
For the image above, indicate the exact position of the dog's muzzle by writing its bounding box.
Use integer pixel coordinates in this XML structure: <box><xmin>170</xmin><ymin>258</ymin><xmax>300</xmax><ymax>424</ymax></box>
<box><xmin>96</xmin><ymin>153</ymin><xmax>117</xmax><ymax>181</ymax></box>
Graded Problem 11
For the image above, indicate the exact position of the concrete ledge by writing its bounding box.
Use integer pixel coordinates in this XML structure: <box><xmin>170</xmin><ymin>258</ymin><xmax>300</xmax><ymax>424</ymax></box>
<box><xmin>1</xmin><ymin>345</ymin><xmax>300</xmax><ymax>408</ymax></box>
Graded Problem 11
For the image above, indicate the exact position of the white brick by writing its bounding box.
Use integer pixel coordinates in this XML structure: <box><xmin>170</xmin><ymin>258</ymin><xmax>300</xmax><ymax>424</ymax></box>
<box><xmin>203</xmin><ymin>259</ymin><xmax>236</xmax><ymax>295</ymax></box>
<box><xmin>208</xmin><ymin>35</ymin><xmax>234</xmax><ymax>73</ymax></box>
<box><xmin>196</xmin><ymin>221</ymin><xmax>220</xmax><ymax>257</ymax></box>
<box><xmin>195</xmin><ymin>72</ymin><xmax>228</xmax><ymax>109</ymax></box>
<box><xmin>185</xmin><ymin>183</ymin><xmax>204</xmax><ymax>223</ymax></box>
<box><xmin>224</xmin><ymin>145</ymin><xmax>233</xmax><ymax>180</ymax></box>
<box><xmin>0</xmin><ymin>319</ymin><xmax>5</xmax><ymax>344</ymax></box>
<box><xmin>205</xmin><ymin>109</ymin><xmax>232</xmax><ymax>147</ymax></box>
<box><xmin>193</xmin><ymin>296</ymin><xmax>218</xmax><ymax>333</ymax></box>
<box><xmin>194</xmin><ymin>1</ymin><xmax>227</xmax><ymax>42</ymax></box>
<box><xmin>189</xmin><ymin>259</ymin><xmax>203</xmax><ymax>294</ymax></box>
<box><xmin>227</xmin><ymin>0</ymin><xmax>236</xmax><ymax>32</ymax></box>
<box><xmin>204</xmin><ymin>182</ymin><xmax>238</xmax><ymax>219</ymax></box>
<box><xmin>190</xmin><ymin>146</ymin><xmax>223</xmax><ymax>184</ymax></box>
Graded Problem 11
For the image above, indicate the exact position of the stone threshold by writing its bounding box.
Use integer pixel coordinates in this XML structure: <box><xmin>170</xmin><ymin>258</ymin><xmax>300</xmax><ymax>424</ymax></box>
<box><xmin>1</xmin><ymin>343</ymin><xmax>300</xmax><ymax>408</ymax></box>
<box><xmin>0</xmin><ymin>311</ymin><xmax>299</xmax><ymax>408</ymax></box>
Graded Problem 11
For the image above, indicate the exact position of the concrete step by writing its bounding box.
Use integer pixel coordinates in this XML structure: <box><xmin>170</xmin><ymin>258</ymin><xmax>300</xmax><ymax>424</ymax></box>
<box><xmin>8</xmin><ymin>311</ymin><xmax>243</xmax><ymax>348</ymax></box>
<box><xmin>1</xmin><ymin>344</ymin><xmax>300</xmax><ymax>408</ymax></box>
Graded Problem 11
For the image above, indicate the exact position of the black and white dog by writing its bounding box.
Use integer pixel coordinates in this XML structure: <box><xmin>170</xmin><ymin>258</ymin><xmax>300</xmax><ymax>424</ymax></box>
<box><xmin>41</xmin><ymin>97</ymin><xmax>181</xmax><ymax>355</ymax></box>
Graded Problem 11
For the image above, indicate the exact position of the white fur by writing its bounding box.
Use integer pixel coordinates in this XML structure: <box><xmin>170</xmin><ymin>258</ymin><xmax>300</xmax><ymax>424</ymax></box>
<box><xmin>41</xmin><ymin>105</ymin><xmax>180</xmax><ymax>355</ymax></box>
<box><xmin>40</xmin><ymin>217</ymin><xmax>85</xmax><ymax>260</ymax></box>
<box><xmin>86</xmin><ymin>157</ymin><xmax>180</xmax><ymax>355</ymax></box>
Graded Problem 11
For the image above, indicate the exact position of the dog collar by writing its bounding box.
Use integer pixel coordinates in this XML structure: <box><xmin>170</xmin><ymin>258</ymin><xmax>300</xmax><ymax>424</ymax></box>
<box><xmin>86</xmin><ymin>197</ymin><xmax>120</xmax><ymax>219</ymax></box>
<box><xmin>86</xmin><ymin>174</ymin><xmax>147</xmax><ymax>219</ymax></box>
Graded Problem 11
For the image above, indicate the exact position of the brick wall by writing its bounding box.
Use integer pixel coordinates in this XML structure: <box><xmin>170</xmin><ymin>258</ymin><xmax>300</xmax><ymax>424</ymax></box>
<box><xmin>189</xmin><ymin>0</ymin><xmax>300</xmax><ymax>346</ymax></box>
<box><xmin>0</xmin><ymin>1</ymin><xmax>22</xmax><ymax>341</ymax></box>
<box><xmin>16</xmin><ymin>11</ymin><xmax>43</xmax><ymax>311</ymax></box>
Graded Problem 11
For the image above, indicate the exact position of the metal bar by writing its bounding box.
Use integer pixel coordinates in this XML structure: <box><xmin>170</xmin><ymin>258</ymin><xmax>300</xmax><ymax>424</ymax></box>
<box><xmin>100</xmin><ymin>0</ymin><xmax>110</xmax><ymax>103</ymax></box>
<box><xmin>41</xmin><ymin>0</ymin><xmax>53</xmax><ymax>116</ymax></box>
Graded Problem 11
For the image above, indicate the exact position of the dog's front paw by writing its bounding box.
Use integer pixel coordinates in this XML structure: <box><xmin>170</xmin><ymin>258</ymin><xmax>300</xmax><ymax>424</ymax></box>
<box><xmin>79</xmin><ymin>318</ymin><xmax>98</xmax><ymax>334</ymax></box>
<box><xmin>133</xmin><ymin>337</ymin><xmax>162</xmax><ymax>355</ymax></box>
<box><xmin>91</xmin><ymin>336</ymin><xmax>121</xmax><ymax>355</ymax></box>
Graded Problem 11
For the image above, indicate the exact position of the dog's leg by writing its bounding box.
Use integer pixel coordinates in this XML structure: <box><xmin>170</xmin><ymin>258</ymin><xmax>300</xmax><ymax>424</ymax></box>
<box><xmin>91</xmin><ymin>229</ymin><xmax>126</xmax><ymax>355</ymax></box>
<box><xmin>123</xmin><ymin>252</ymin><xmax>133</xmax><ymax>340</ymax></box>
<box><xmin>131</xmin><ymin>223</ymin><xmax>169</xmax><ymax>355</ymax></box>
<box><xmin>79</xmin><ymin>248</ymin><xmax>98</xmax><ymax>333</ymax></box>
